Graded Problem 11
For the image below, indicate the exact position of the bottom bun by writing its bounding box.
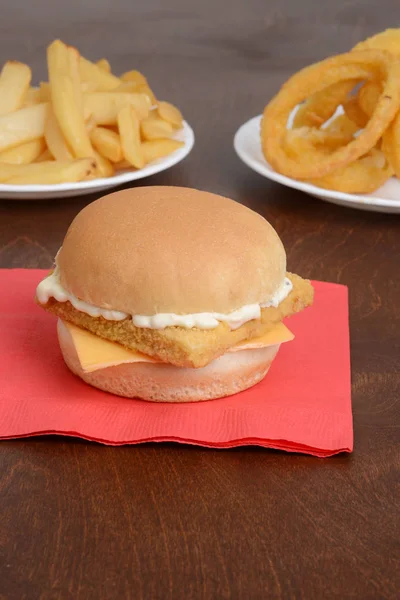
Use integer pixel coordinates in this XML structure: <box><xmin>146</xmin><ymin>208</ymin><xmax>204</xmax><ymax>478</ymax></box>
<box><xmin>57</xmin><ymin>319</ymin><xmax>280</xmax><ymax>403</ymax></box>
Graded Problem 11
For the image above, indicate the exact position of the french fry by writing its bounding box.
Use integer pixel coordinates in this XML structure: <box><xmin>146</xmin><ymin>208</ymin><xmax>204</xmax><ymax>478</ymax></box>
<box><xmin>0</xmin><ymin>103</ymin><xmax>48</xmax><ymax>152</ymax></box>
<box><xmin>114</xmin><ymin>159</ymin><xmax>131</xmax><ymax>170</ymax></box>
<box><xmin>105</xmin><ymin>125</ymin><xmax>119</xmax><ymax>134</ymax></box>
<box><xmin>85</xmin><ymin>114</ymin><xmax>97</xmax><ymax>133</ymax></box>
<box><xmin>67</xmin><ymin>46</ymin><xmax>83</xmax><ymax>114</ymax></box>
<box><xmin>79</xmin><ymin>56</ymin><xmax>120</xmax><ymax>91</ymax></box>
<box><xmin>142</xmin><ymin>139</ymin><xmax>184</xmax><ymax>164</ymax></box>
<box><xmin>45</xmin><ymin>107</ymin><xmax>73</xmax><ymax>161</ymax></box>
<box><xmin>117</xmin><ymin>81</ymin><xmax>140</xmax><ymax>93</ymax></box>
<box><xmin>93</xmin><ymin>150</ymin><xmax>115</xmax><ymax>177</ymax></box>
<box><xmin>80</xmin><ymin>81</ymin><xmax>99</xmax><ymax>94</ymax></box>
<box><xmin>135</xmin><ymin>84</ymin><xmax>157</xmax><ymax>105</ymax></box>
<box><xmin>39</xmin><ymin>81</ymin><xmax>51</xmax><ymax>102</ymax></box>
<box><xmin>117</xmin><ymin>105</ymin><xmax>144</xmax><ymax>168</ymax></box>
<box><xmin>0</xmin><ymin>139</ymin><xmax>46</xmax><ymax>164</ymax></box>
<box><xmin>47</xmin><ymin>40</ymin><xmax>94</xmax><ymax>159</ymax></box>
<box><xmin>90</xmin><ymin>126</ymin><xmax>123</xmax><ymax>162</ymax></box>
<box><xmin>96</xmin><ymin>59</ymin><xmax>111</xmax><ymax>73</ymax></box>
<box><xmin>47</xmin><ymin>40</ymin><xmax>69</xmax><ymax>77</ymax></box>
<box><xmin>0</xmin><ymin>158</ymin><xmax>96</xmax><ymax>184</ymax></box>
<box><xmin>145</xmin><ymin>109</ymin><xmax>161</xmax><ymax>120</ymax></box>
<box><xmin>83</xmin><ymin>92</ymin><xmax>150</xmax><ymax>125</ymax></box>
<box><xmin>0</xmin><ymin>61</ymin><xmax>31</xmax><ymax>115</ymax></box>
<box><xmin>140</xmin><ymin>117</ymin><xmax>173</xmax><ymax>140</ymax></box>
<box><xmin>117</xmin><ymin>81</ymin><xmax>157</xmax><ymax>105</ymax></box>
<box><xmin>55</xmin><ymin>76</ymin><xmax>94</xmax><ymax>158</ymax></box>
<box><xmin>120</xmin><ymin>70</ymin><xmax>148</xmax><ymax>86</ymax></box>
<box><xmin>36</xmin><ymin>149</ymin><xmax>53</xmax><ymax>162</ymax></box>
<box><xmin>157</xmin><ymin>101</ymin><xmax>183</xmax><ymax>129</ymax></box>
<box><xmin>24</xmin><ymin>87</ymin><xmax>42</xmax><ymax>106</ymax></box>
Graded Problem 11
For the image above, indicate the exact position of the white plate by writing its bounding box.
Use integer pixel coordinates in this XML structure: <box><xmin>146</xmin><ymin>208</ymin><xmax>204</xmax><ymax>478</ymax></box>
<box><xmin>0</xmin><ymin>121</ymin><xmax>195</xmax><ymax>200</ymax></box>
<box><xmin>234</xmin><ymin>115</ymin><xmax>400</xmax><ymax>214</ymax></box>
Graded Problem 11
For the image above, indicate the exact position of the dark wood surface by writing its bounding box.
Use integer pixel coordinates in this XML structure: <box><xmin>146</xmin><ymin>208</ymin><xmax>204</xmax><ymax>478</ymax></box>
<box><xmin>1</xmin><ymin>1</ymin><xmax>400</xmax><ymax>599</ymax></box>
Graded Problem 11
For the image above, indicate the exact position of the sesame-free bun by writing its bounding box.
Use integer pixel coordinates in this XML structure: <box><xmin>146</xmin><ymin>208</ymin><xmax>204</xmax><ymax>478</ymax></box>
<box><xmin>58</xmin><ymin>186</ymin><xmax>286</xmax><ymax>316</ymax></box>
<box><xmin>57</xmin><ymin>319</ymin><xmax>280</xmax><ymax>402</ymax></box>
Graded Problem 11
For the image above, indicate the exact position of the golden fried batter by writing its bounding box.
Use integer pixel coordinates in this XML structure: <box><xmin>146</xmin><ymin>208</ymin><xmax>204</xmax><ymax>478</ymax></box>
<box><xmin>38</xmin><ymin>272</ymin><xmax>313</xmax><ymax>368</ymax></box>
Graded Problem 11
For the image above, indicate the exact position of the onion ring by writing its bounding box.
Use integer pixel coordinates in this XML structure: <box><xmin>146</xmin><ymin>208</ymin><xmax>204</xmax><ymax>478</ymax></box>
<box><xmin>353</xmin><ymin>29</ymin><xmax>400</xmax><ymax>58</ymax></box>
<box><xmin>262</xmin><ymin>50</ymin><xmax>400</xmax><ymax>179</ymax></box>
<box><xmin>292</xmin><ymin>80</ymin><xmax>357</xmax><ymax>128</ymax></box>
<box><xmin>284</xmin><ymin>126</ymin><xmax>353</xmax><ymax>154</ymax></box>
<box><xmin>284</xmin><ymin>130</ymin><xmax>393</xmax><ymax>192</ymax></box>
<box><xmin>309</xmin><ymin>149</ymin><xmax>393</xmax><ymax>193</ymax></box>
<box><xmin>294</xmin><ymin>29</ymin><xmax>400</xmax><ymax>129</ymax></box>
<box><xmin>343</xmin><ymin>95</ymin><xmax>369</xmax><ymax>128</ymax></box>
<box><xmin>322</xmin><ymin>114</ymin><xmax>359</xmax><ymax>139</ymax></box>
<box><xmin>382</xmin><ymin>112</ymin><xmax>400</xmax><ymax>177</ymax></box>
<box><xmin>357</xmin><ymin>80</ymin><xmax>382</xmax><ymax>117</ymax></box>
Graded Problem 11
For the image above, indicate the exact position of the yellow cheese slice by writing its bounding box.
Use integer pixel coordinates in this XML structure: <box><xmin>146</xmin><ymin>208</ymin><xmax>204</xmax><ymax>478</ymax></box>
<box><xmin>229</xmin><ymin>322</ymin><xmax>294</xmax><ymax>351</ymax></box>
<box><xmin>63</xmin><ymin>320</ymin><xmax>294</xmax><ymax>373</ymax></box>
<box><xmin>64</xmin><ymin>321</ymin><xmax>162</xmax><ymax>372</ymax></box>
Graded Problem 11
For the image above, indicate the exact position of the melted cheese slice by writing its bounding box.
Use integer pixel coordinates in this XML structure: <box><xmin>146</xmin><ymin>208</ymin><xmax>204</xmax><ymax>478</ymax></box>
<box><xmin>63</xmin><ymin>320</ymin><xmax>294</xmax><ymax>373</ymax></box>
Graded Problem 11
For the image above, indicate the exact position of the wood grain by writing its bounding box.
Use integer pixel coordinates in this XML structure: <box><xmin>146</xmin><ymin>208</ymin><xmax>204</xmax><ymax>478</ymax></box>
<box><xmin>1</xmin><ymin>1</ymin><xmax>400</xmax><ymax>599</ymax></box>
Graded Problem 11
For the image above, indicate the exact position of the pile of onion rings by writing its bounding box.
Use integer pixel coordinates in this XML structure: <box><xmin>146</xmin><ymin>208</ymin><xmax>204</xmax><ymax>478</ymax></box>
<box><xmin>261</xmin><ymin>29</ymin><xmax>400</xmax><ymax>193</ymax></box>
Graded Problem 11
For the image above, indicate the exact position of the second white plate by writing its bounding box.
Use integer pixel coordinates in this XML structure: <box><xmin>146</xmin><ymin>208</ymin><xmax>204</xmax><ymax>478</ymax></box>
<box><xmin>234</xmin><ymin>115</ymin><xmax>400</xmax><ymax>214</ymax></box>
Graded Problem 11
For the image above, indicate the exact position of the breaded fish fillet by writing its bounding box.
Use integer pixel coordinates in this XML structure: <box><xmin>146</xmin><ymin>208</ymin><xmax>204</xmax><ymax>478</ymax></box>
<box><xmin>38</xmin><ymin>272</ymin><xmax>313</xmax><ymax>368</ymax></box>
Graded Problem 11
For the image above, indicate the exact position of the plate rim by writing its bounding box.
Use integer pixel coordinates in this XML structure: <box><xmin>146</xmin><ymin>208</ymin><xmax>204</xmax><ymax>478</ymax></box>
<box><xmin>0</xmin><ymin>120</ymin><xmax>194</xmax><ymax>195</ymax></box>
<box><xmin>234</xmin><ymin>114</ymin><xmax>400</xmax><ymax>209</ymax></box>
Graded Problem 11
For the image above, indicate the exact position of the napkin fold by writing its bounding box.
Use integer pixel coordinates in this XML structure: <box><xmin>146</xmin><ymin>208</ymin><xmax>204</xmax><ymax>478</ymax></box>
<box><xmin>0</xmin><ymin>270</ymin><xmax>352</xmax><ymax>456</ymax></box>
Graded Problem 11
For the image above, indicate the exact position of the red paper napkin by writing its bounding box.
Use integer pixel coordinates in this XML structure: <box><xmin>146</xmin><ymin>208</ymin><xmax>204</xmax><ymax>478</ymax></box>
<box><xmin>0</xmin><ymin>270</ymin><xmax>352</xmax><ymax>456</ymax></box>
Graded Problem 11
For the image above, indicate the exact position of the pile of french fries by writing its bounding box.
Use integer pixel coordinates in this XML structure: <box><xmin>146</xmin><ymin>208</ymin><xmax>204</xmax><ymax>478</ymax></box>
<box><xmin>0</xmin><ymin>40</ymin><xmax>184</xmax><ymax>185</ymax></box>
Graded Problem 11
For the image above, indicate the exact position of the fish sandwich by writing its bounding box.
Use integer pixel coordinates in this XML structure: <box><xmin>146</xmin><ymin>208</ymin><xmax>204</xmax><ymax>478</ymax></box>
<box><xmin>36</xmin><ymin>186</ymin><xmax>314</xmax><ymax>402</ymax></box>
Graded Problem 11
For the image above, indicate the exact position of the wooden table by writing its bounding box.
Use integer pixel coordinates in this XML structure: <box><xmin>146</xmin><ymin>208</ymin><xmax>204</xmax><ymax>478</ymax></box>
<box><xmin>1</xmin><ymin>2</ymin><xmax>399</xmax><ymax>598</ymax></box>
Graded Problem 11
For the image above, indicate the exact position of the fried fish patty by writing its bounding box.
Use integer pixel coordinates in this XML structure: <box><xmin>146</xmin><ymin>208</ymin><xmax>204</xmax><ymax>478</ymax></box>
<box><xmin>37</xmin><ymin>272</ymin><xmax>313</xmax><ymax>368</ymax></box>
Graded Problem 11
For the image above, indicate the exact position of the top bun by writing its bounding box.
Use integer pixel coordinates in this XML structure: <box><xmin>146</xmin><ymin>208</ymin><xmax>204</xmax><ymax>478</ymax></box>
<box><xmin>58</xmin><ymin>186</ymin><xmax>286</xmax><ymax>315</ymax></box>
